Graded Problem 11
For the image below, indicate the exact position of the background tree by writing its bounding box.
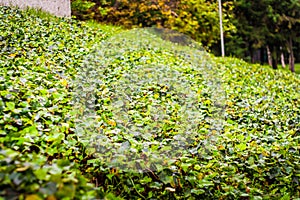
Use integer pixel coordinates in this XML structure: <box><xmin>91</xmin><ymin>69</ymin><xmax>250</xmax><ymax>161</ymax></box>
<box><xmin>71</xmin><ymin>0</ymin><xmax>300</xmax><ymax>72</ymax></box>
<box><xmin>166</xmin><ymin>0</ymin><xmax>236</xmax><ymax>47</ymax></box>
<box><xmin>226</xmin><ymin>0</ymin><xmax>300</xmax><ymax>72</ymax></box>
<box><xmin>71</xmin><ymin>0</ymin><xmax>236</xmax><ymax>48</ymax></box>
<box><xmin>276</xmin><ymin>0</ymin><xmax>300</xmax><ymax>72</ymax></box>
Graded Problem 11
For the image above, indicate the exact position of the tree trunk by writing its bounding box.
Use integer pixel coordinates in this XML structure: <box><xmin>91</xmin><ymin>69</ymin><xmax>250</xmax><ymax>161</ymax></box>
<box><xmin>266</xmin><ymin>45</ymin><xmax>272</xmax><ymax>66</ymax></box>
<box><xmin>280</xmin><ymin>47</ymin><xmax>286</xmax><ymax>68</ymax></box>
<box><xmin>269</xmin><ymin>45</ymin><xmax>278</xmax><ymax>69</ymax></box>
<box><xmin>260</xmin><ymin>47</ymin><xmax>265</xmax><ymax>65</ymax></box>
<box><xmin>272</xmin><ymin>57</ymin><xmax>278</xmax><ymax>69</ymax></box>
<box><xmin>288</xmin><ymin>37</ymin><xmax>295</xmax><ymax>73</ymax></box>
<box><xmin>249</xmin><ymin>47</ymin><xmax>254</xmax><ymax>63</ymax></box>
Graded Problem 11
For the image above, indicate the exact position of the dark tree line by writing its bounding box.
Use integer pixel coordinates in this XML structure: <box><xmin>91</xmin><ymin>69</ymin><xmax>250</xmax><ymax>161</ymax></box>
<box><xmin>220</xmin><ymin>0</ymin><xmax>300</xmax><ymax>72</ymax></box>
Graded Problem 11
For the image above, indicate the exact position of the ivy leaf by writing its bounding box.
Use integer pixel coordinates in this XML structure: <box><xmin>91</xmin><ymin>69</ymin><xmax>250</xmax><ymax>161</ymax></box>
<box><xmin>6</xmin><ymin>102</ymin><xmax>15</xmax><ymax>111</ymax></box>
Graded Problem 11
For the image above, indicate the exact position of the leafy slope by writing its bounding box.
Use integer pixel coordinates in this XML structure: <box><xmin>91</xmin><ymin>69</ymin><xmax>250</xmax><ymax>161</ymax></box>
<box><xmin>0</xmin><ymin>6</ymin><xmax>110</xmax><ymax>199</ymax></box>
<box><xmin>0</xmin><ymin>6</ymin><xmax>300</xmax><ymax>199</ymax></box>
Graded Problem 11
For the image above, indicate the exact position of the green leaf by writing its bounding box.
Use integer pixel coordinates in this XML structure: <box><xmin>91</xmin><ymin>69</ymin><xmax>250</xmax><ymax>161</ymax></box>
<box><xmin>34</xmin><ymin>168</ymin><xmax>49</xmax><ymax>181</ymax></box>
<box><xmin>198</xmin><ymin>179</ymin><xmax>214</xmax><ymax>188</ymax></box>
<box><xmin>6</xmin><ymin>102</ymin><xmax>15</xmax><ymax>110</ymax></box>
<box><xmin>23</xmin><ymin>126</ymin><xmax>39</xmax><ymax>136</ymax></box>
<box><xmin>191</xmin><ymin>189</ymin><xmax>205</xmax><ymax>195</ymax></box>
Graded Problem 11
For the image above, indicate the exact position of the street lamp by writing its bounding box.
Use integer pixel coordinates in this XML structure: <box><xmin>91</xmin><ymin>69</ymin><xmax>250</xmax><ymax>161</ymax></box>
<box><xmin>218</xmin><ymin>0</ymin><xmax>225</xmax><ymax>57</ymax></box>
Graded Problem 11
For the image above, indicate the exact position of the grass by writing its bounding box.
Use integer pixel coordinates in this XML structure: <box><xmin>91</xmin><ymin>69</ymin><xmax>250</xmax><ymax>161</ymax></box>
<box><xmin>294</xmin><ymin>63</ymin><xmax>300</xmax><ymax>74</ymax></box>
<box><xmin>263</xmin><ymin>63</ymin><xmax>300</xmax><ymax>75</ymax></box>
<box><xmin>85</xmin><ymin>20</ymin><xmax>123</xmax><ymax>34</ymax></box>
<box><xmin>24</xmin><ymin>7</ymin><xmax>58</xmax><ymax>19</ymax></box>
<box><xmin>277</xmin><ymin>63</ymin><xmax>300</xmax><ymax>74</ymax></box>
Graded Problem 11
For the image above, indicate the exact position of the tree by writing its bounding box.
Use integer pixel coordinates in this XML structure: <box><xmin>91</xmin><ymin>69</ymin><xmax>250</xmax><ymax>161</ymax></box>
<box><xmin>223</xmin><ymin>0</ymin><xmax>269</xmax><ymax>62</ymax></box>
<box><xmin>166</xmin><ymin>0</ymin><xmax>236</xmax><ymax>47</ymax></box>
<box><xmin>227</xmin><ymin>0</ymin><xmax>300</xmax><ymax>72</ymax></box>
<box><xmin>71</xmin><ymin>0</ymin><xmax>236</xmax><ymax>48</ymax></box>
<box><xmin>276</xmin><ymin>0</ymin><xmax>300</xmax><ymax>72</ymax></box>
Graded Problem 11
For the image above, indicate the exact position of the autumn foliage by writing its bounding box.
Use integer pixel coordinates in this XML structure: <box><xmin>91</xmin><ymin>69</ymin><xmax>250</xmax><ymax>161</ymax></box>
<box><xmin>71</xmin><ymin>0</ymin><xmax>235</xmax><ymax>47</ymax></box>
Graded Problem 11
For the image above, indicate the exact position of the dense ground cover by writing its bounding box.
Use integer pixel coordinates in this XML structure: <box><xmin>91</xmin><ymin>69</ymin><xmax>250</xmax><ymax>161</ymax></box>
<box><xmin>0</xmin><ymin>6</ymin><xmax>300</xmax><ymax>200</ymax></box>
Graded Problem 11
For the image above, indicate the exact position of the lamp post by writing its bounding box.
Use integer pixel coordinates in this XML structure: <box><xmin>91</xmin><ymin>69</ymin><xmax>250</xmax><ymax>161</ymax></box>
<box><xmin>218</xmin><ymin>0</ymin><xmax>225</xmax><ymax>57</ymax></box>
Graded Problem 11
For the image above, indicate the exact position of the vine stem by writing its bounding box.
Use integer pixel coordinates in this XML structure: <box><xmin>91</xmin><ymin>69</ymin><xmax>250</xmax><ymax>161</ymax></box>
<box><xmin>129</xmin><ymin>177</ymin><xmax>146</xmax><ymax>199</ymax></box>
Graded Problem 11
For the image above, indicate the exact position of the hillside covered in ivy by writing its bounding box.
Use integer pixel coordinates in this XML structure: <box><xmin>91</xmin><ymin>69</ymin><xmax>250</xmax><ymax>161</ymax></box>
<box><xmin>0</xmin><ymin>6</ymin><xmax>300</xmax><ymax>199</ymax></box>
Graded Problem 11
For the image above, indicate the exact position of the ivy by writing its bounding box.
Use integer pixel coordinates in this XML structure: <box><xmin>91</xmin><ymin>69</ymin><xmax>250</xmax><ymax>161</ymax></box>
<box><xmin>0</xmin><ymin>6</ymin><xmax>300</xmax><ymax>199</ymax></box>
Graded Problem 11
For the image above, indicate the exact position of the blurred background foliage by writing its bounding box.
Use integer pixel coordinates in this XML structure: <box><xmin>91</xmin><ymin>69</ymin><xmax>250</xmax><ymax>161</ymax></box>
<box><xmin>71</xmin><ymin>0</ymin><xmax>300</xmax><ymax>73</ymax></box>
<box><xmin>71</xmin><ymin>0</ymin><xmax>236</xmax><ymax>48</ymax></box>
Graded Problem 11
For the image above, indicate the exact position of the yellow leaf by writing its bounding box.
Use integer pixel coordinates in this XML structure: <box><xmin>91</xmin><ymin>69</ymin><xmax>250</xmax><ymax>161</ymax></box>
<box><xmin>204</xmin><ymin>99</ymin><xmax>211</xmax><ymax>105</ymax></box>
<box><xmin>206</xmin><ymin>162</ymin><xmax>213</xmax><ymax>168</ymax></box>
<box><xmin>218</xmin><ymin>145</ymin><xmax>225</xmax><ymax>150</ymax></box>
<box><xmin>227</xmin><ymin>101</ymin><xmax>233</xmax><ymax>106</ymax></box>
<box><xmin>262</xmin><ymin>150</ymin><xmax>269</xmax><ymax>156</ymax></box>
<box><xmin>46</xmin><ymin>195</ymin><xmax>57</xmax><ymax>200</ymax></box>
<box><xmin>107</xmin><ymin>120</ymin><xmax>116</xmax><ymax>127</ymax></box>
<box><xmin>250</xmin><ymin>141</ymin><xmax>257</xmax><ymax>147</ymax></box>
<box><xmin>60</xmin><ymin>79</ymin><xmax>68</xmax><ymax>87</ymax></box>
<box><xmin>25</xmin><ymin>194</ymin><xmax>42</xmax><ymax>200</ymax></box>
<box><xmin>9</xmin><ymin>53</ymin><xmax>16</xmax><ymax>57</ymax></box>
<box><xmin>197</xmin><ymin>173</ymin><xmax>204</xmax><ymax>180</ymax></box>
<box><xmin>273</xmin><ymin>145</ymin><xmax>280</xmax><ymax>151</ymax></box>
<box><xmin>16</xmin><ymin>166</ymin><xmax>30</xmax><ymax>172</ymax></box>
